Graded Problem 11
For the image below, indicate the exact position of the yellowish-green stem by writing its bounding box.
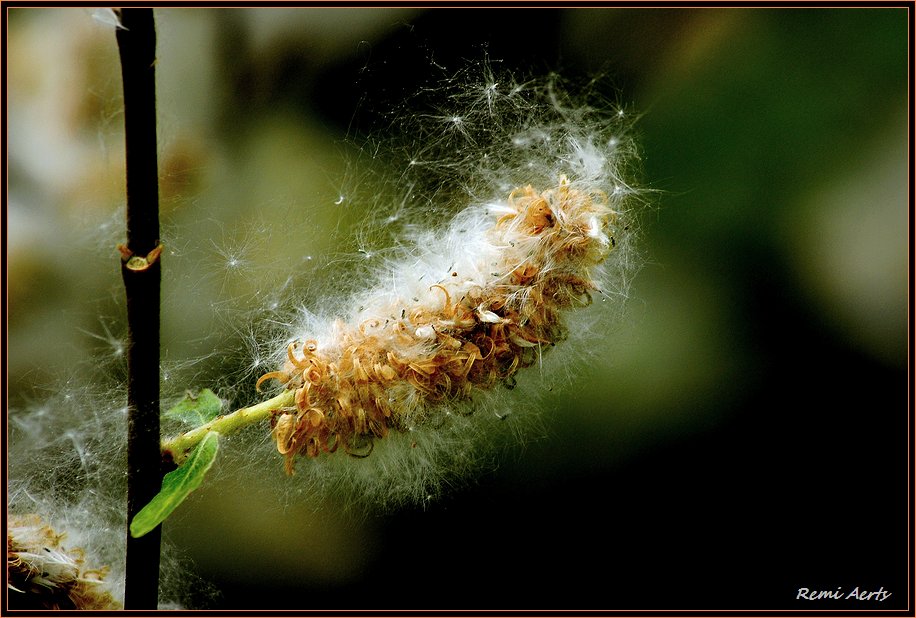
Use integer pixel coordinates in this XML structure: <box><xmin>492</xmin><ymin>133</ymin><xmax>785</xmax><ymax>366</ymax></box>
<box><xmin>161</xmin><ymin>390</ymin><xmax>295</xmax><ymax>465</ymax></box>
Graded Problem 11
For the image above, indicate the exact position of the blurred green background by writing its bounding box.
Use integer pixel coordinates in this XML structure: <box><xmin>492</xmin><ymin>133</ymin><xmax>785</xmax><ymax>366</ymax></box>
<box><xmin>7</xmin><ymin>8</ymin><xmax>909</xmax><ymax>609</ymax></box>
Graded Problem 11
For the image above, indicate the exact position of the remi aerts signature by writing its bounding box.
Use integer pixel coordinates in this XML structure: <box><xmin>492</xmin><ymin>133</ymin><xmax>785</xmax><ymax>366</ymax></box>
<box><xmin>797</xmin><ymin>587</ymin><xmax>892</xmax><ymax>602</ymax></box>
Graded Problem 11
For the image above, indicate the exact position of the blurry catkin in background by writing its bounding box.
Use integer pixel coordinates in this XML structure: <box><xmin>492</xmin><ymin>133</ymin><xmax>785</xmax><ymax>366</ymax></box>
<box><xmin>7</xmin><ymin>514</ymin><xmax>121</xmax><ymax>610</ymax></box>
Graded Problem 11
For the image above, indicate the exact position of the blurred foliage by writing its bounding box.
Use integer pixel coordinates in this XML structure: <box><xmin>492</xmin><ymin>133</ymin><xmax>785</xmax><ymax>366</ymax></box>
<box><xmin>7</xmin><ymin>8</ymin><xmax>909</xmax><ymax>609</ymax></box>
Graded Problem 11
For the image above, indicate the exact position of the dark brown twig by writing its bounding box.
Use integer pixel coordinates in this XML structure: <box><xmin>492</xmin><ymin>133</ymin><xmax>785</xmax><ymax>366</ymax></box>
<box><xmin>115</xmin><ymin>7</ymin><xmax>163</xmax><ymax>609</ymax></box>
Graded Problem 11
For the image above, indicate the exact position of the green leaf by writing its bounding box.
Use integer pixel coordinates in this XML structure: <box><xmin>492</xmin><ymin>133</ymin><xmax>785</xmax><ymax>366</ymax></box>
<box><xmin>129</xmin><ymin>431</ymin><xmax>219</xmax><ymax>538</ymax></box>
<box><xmin>163</xmin><ymin>388</ymin><xmax>223</xmax><ymax>426</ymax></box>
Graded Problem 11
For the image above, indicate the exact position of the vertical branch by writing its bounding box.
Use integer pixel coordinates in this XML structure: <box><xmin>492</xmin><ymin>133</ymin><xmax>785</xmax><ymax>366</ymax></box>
<box><xmin>115</xmin><ymin>7</ymin><xmax>162</xmax><ymax>610</ymax></box>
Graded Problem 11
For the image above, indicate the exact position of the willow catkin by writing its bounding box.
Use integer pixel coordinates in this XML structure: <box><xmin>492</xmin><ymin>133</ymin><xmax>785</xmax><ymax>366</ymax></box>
<box><xmin>260</xmin><ymin>169</ymin><xmax>628</xmax><ymax>472</ymax></box>
<box><xmin>193</xmin><ymin>67</ymin><xmax>649</xmax><ymax>506</ymax></box>
<box><xmin>7</xmin><ymin>514</ymin><xmax>121</xmax><ymax>610</ymax></box>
